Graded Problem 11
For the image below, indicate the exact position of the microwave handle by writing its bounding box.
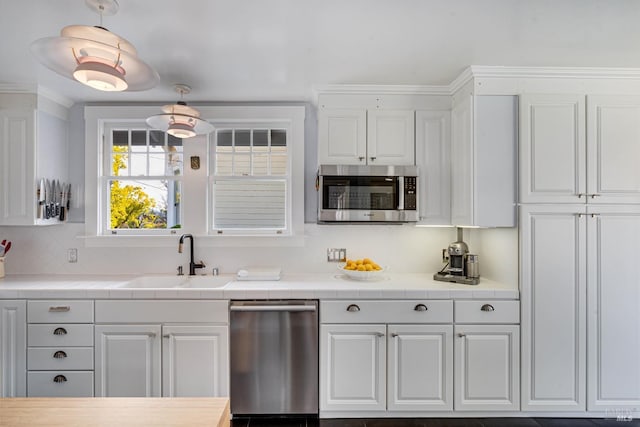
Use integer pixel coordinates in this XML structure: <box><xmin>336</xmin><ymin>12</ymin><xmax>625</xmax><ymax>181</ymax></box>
<box><xmin>398</xmin><ymin>176</ymin><xmax>404</xmax><ymax>210</ymax></box>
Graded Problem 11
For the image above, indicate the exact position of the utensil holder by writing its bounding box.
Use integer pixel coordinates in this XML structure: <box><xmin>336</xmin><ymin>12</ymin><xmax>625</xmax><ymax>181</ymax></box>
<box><xmin>0</xmin><ymin>256</ymin><xmax>5</xmax><ymax>278</ymax></box>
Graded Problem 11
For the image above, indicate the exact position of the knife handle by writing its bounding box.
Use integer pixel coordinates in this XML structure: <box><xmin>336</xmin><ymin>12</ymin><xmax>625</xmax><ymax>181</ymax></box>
<box><xmin>59</xmin><ymin>206</ymin><xmax>65</xmax><ymax>221</ymax></box>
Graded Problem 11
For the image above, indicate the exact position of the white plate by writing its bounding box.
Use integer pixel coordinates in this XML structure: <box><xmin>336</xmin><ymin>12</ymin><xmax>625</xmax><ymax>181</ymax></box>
<box><xmin>337</xmin><ymin>264</ymin><xmax>386</xmax><ymax>281</ymax></box>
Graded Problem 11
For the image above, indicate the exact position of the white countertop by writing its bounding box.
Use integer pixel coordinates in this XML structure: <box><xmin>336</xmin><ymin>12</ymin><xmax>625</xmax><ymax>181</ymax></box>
<box><xmin>0</xmin><ymin>273</ymin><xmax>518</xmax><ymax>300</ymax></box>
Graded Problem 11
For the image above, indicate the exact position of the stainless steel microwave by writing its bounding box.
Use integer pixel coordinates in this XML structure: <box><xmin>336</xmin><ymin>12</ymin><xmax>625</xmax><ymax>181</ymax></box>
<box><xmin>317</xmin><ymin>165</ymin><xmax>418</xmax><ymax>223</ymax></box>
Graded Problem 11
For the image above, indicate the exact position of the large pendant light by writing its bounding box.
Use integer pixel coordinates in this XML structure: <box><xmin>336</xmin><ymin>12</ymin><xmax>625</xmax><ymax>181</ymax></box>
<box><xmin>146</xmin><ymin>84</ymin><xmax>214</xmax><ymax>139</ymax></box>
<box><xmin>30</xmin><ymin>0</ymin><xmax>159</xmax><ymax>92</ymax></box>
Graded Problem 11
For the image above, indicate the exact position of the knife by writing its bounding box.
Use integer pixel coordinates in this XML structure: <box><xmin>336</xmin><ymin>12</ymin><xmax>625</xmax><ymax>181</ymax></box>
<box><xmin>38</xmin><ymin>178</ymin><xmax>45</xmax><ymax>218</ymax></box>
<box><xmin>59</xmin><ymin>182</ymin><xmax>66</xmax><ymax>221</ymax></box>
<box><xmin>54</xmin><ymin>180</ymin><xmax>60</xmax><ymax>218</ymax></box>
<box><xmin>44</xmin><ymin>179</ymin><xmax>51</xmax><ymax>219</ymax></box>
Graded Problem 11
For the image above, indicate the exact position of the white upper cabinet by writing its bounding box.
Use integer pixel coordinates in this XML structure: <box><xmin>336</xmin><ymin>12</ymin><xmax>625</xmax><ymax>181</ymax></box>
<box><xmin>450</xmin><ymin>93</ymin><xmax>517</xmax><ymax>227</ymax></box>
<box><xmin>587</xmin><ymin>95</ymin><xmax>640</xmax><ymax>204</ymax></box>
<box><xmin>520</xmin><ymin>94</ymin><xmax>640</xmax><ymax>204</ymax></box>
<box><xmin>415</xmin><ymin>110</ymin><xmax>451</xmax><ymax>225</ymax></box>
<box><xmin>0</xmin><ymin>92</ymin><xmax>69</xmax><ymax>226</ymax></box>
<box><xmin>318</xmin><ymin>107</ymin><xmax>414</xmax><ymax>166</ymax></box>
<box><xmin>318</xmin><ymin>108</ymin><xmax>367</xmax><ymax>165</ymax></box>
<box><xmin>366</xmin><ymin>110</ymin><xmax>415</xmax><ymax>165</ymax></box>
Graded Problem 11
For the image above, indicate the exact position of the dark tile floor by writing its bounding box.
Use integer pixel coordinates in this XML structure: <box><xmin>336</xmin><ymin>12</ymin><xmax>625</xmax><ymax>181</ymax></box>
<box><xmin>230</xmin><ymin>417</ymin><xmax>640</xmax><ymax>427</ymax></box>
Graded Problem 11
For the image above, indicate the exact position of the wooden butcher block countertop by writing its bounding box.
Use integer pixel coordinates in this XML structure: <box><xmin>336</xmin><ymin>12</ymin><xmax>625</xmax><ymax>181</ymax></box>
<box><xmin>0</xmin><ymin>397</ymin><xmax>230</xmax><ymax>427</ymax></box>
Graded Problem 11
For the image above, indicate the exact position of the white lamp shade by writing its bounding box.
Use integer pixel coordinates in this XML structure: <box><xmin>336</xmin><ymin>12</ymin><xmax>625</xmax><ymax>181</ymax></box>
<box><xmin>146</xmin><ymin>103</ymin><xmax>214</xmax><ymax>138</ymax></box>
<box><xmin>30</xmin><ymin>25</ymin><xmax>159</xmax><ymax>91</ymax></box>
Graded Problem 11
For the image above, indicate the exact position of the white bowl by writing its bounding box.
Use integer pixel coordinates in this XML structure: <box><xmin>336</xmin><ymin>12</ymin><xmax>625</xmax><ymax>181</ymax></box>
<box><xmin>338</xmin><ymin>264</ymin><xmax>386</xmax><ymax>281</ymax></box>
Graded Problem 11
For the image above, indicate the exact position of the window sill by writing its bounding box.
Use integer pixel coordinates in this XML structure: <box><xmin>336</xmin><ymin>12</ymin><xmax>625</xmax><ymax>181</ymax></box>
<box><xmin>79</xmin><ymin>234</ymin><xmax>306</xmax><ymax>248</ymax></box>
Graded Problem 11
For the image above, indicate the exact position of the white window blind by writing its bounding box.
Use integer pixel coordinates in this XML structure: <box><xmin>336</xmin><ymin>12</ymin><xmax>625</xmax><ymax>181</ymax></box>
<box><xmin>211</xmin><ymin>126</ymin><xmax>290</xmax><ymax>233</ymax></box>
<box><xmin>213</xmin><ymin>179</ymin><xmax>286</xmax><ymax>228</ymax></box>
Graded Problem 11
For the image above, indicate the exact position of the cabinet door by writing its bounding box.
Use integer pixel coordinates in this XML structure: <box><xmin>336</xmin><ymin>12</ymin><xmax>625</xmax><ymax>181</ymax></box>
<box><xmin>318</xmin><ymin>108</ymin><xmax>367</xmax><ymax>165</ymax></box>
<box><xmin>94</xmin><ymin>325</ymin><xmax>161</xmax><ymax>397</ymax></box>
<box><xmin>454</xmin><ymin>324</ymin><xmax>520</xmax><ymax>411</ymax></box>
<box><xmin>320</xmin><ymin>324</ymin><xmax>386</xmax><ymax>412</ymax></box>
<box><xmin>450</xmin><ymin>94</ymin><xmax>473</xmax><ymax>226</ymax></box>
<box><xmin>387</xmin><ymin>324</ymin><xmax>453</xmax><ymax>411</ymax></box>
<box><xmin>162</xmin><ymin>325</ymin><xmax>229</xmax><ymax>397</ymax></box>
<box><xmin>587</xmin><ymin>95</ymin><xmax>640</xmax><ymax>204</ymax></box>
<box><xmin>367</xmin><ymin>110</ymin><xmax>415</xmax><ymax>165</ymax></box>
<box><xmin>519</xmin><ymin>94</ymin><xmax>586</xmax><ymax>203</ymax></box>
<box><xmin>0</xmin><ymin>109</ymin><xmax>35</xmax><ymax>225</ymax></box>
<box><xmin>587</xmin><ymin>206</ymin><xmax>640</xmax><ymax>411</ymax></box>
<box><xmin>520</xmin><ymin>205</ymin><xmax>586</xmax><ymax>411</ymax></box>
<box><xmin>415</xmin><ymin>110</ymin><xmax>451</xmax><ymax>225</ymax></box>
<box><xmin>0</xmin><ymin>300</ymin><xmax>26</xmax><ymax>397</ymax></box>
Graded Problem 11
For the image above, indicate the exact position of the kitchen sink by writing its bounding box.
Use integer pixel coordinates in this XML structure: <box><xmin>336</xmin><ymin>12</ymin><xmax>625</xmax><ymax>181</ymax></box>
<box><xmin>180</xmin><ymin>275</ymin><xmax>233</xmax><ymax>288</ymax></box>
<box><xmin>120</xmin><ymin>275</ymin><xmax>232</xmax><ymax>289</ymax></box>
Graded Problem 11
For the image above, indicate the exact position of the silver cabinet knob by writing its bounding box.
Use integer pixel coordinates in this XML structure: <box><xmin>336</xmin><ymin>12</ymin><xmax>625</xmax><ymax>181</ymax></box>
<box><xmin>375</xmin><ymin>332</ymin><xmax>385</xmax><ymax>337</ymax></box>
<box><xmin>414</xmin><ymin>304</ymin><xmax>428</xmax><ymax>312</ymax></box>
<box><xmin>53</xmin><ymin>375</ymin><xmax>67</xmax><ymax>383</ymax></box>
<box><xmin>346</xmin><ymin>304</ymin><xmax>361</xmax><ymax>312</ymax></box>
<box><xmin>53</xmin><ymin>327</ymin><xmax>67</xmax><ymax>335</ymax></box>
<box><xmin>358</xmin><ymin>156</ymin><xmax>365</xmax><ymax>162</ymax></box>
<box><xmin>481</xmin><ymin>304</ymin><xmax>495</xmax><ymax>312</ymax></box>
<box><xmin>391</xmin><ymin>333</ymin><xmax>399</xmax><ymax>338</ymax></box>
<box><xmin>370</xmin><ymin>157</ymin><xmax>377</xmax><ymax>161</ymax></box>
<box><xmin>163</xmin><ymin>335</ymin><xmax>170</xmax><ymax>339</ymax></box>
<box><xmin>457</xmin><ymin>333</ymin><xmax>466</xmax><ymax>338</ymax></box>
<box><xmin>53</xmin><ymin>350</ymin><xmax>67</xmax><ymax>359</ymax></box>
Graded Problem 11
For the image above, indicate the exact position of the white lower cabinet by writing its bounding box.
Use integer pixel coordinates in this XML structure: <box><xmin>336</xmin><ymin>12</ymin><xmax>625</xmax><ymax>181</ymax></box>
<box><xmin>320</xmin><ymin>300</ymin><xmax>454</xmax><ymax>415</ymax></box>
<box><xmin>162</xmin><ymin>325</ymin><xmax>229</xmax><ymax>397</ymax></box>
<box><xmin>94</xmin><ymin>300</ymin><xmax>229</xmax><ymax>398</ymax></box>
<box><xmin>0</xmin><ymin>300</ymin><xmax>27</xmax><ymax>397</ymax></box>
<box><xmin>94</xmin><ymin>324</ymin><xmax>161</xmax><ymax>397</ymax></box>
<box><xmin>454</xmin><ymin>325</ymin><xmax>520</xmax><ymax>411</ymax></box>
<box><xmin>26</xmin><ymin>300</ymin><xmax>94</xmax><ymax>397</ymax></box>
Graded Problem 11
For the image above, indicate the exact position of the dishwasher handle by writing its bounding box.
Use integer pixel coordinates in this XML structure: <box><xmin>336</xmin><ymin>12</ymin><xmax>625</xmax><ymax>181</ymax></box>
<box><xmin>230</xmin><ymin>304</ymin><xmax>317</xmax><ymax>312</ymax></box>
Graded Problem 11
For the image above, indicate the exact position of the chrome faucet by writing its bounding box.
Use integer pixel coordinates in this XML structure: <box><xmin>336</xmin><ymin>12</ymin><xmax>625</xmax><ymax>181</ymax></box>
<box><xmin>178</xmin><ymin>234</ymin><xmax>205</xmax><ymax>276</ymax></box>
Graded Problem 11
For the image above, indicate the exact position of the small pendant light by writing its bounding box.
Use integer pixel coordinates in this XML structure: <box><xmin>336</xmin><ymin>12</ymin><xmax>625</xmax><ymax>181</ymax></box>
<box><xmin>30</xmin><ymin>0</ymin><xmax>159</xmax><ymax>92</ymax></box>
<box><xmin>146</xmin><ymin>84</ymin><xmax>214</xmax><ymax>139</ymax></box>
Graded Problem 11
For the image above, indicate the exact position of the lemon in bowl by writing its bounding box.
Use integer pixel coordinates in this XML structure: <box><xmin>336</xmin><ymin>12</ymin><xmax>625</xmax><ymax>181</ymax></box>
<box><xmin>338</xmin><ymin>258</ymin><xmax>385</xmax><ymax>280</ymax></box>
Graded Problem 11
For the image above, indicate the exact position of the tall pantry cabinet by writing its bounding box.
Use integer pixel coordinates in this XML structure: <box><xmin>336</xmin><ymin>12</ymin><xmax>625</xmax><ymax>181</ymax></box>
<box><xmin>519</xmin><ymin>93</ymin><xmax>640</xmax><ymax>413</ymax></box>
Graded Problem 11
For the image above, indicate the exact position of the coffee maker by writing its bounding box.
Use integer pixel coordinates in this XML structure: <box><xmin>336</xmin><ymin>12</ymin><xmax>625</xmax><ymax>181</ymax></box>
<box><xmin>433</xmin><ymin>228</ymin><xmax>480</xmax><ymax>285</ymax></box>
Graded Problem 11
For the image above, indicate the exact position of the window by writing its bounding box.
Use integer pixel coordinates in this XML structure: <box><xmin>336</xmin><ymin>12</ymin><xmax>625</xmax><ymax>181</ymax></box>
<box><xmin>84</xmin><ymin>105</ymin><xmax>305</xmax><ymax>246</ymax></box>
<box><xmin>210</xmin><ymin>126</ymin><xmax>290</xmax><ymax>234</ymax></box>
<box><xmin>102</xmin><ymin>123</ymin><xmax>183</xmax><ymax>234</ymax></box>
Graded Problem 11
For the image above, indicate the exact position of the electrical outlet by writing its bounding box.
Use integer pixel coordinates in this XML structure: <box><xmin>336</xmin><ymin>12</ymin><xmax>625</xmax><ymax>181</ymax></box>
<box><xmin>67</xmin><ymin>248</ymin><xmax>78</xmax><ymax>263</ymax></box>
<box><xmin>327</xmin><ymin>248</ymin><xmax>347</xmax><ymax>262</ymax></box>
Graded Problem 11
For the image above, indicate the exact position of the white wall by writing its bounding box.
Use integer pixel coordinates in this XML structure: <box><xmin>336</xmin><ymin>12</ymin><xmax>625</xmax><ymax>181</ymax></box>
<box><xmin>0</xmin><ymin>99</ymin><xmax>519</xmax><ymax>286</ymax></box>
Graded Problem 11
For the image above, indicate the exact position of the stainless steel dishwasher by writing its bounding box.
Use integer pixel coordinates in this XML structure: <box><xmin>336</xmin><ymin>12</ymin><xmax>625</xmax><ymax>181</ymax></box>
<box><xmin>229</xmin><ymin>300</ymin><xmax>318</xmax><ymax>416</ymax></box>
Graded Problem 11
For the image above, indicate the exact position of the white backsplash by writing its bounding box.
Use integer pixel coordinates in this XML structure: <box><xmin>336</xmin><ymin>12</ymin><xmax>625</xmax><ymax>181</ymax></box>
<box><xmin>0</xmin><ymin>223</ymin><xmax>518</xmax><ymax>286</ymax></box>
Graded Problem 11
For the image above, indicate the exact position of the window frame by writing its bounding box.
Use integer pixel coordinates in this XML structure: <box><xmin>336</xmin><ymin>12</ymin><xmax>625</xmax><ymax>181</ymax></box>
<box><xmin>84</xmin><ymin>105</ymin><xmax>305</xmax><ymax>247</ymax></box>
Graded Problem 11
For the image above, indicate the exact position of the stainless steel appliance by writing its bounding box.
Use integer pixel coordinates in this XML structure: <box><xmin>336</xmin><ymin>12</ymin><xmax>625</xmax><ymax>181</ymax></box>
<box><xmin>229</xmin><ymin>300</ymin><xmax>318</xmax><ymax>416</ymax></box>
<box><xmin>317</xmin><ymin>164</ymin><xmax>418</xmax><ymax>223</ymax></box>
<box><xmin>434</xmin><ymin>228</ymin><xmax>480</xmax><ymax>285</ymax></box>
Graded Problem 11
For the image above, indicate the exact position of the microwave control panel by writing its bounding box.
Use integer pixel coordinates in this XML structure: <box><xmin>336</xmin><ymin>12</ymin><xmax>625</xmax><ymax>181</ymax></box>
<box><xmin>404</xmin><ymin>177</ymin><xmax>417</xmax><ymax>210</ymax></box>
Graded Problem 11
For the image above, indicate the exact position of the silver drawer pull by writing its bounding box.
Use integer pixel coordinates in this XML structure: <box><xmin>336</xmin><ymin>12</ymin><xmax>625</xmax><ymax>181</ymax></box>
<box><xmin>414</xmin><ymin>304</ymin><xmax>428</xmax><ymax>312</ymax></box>
<box><xmin>53</xmin><ymin>327</ymin><xmax>67</xmax><ymax>335</ymax></box>
<box><xmin>346</xmin><ymin>304</ymin><xmax>361</xmax><ymax>312</ymax></box>
<box><xmin>53</xmin><ymin>350</ymin><xmax>67</xmax><ymax>359</ymax></box>
<box><xmin>49</xmin><ymin>306</ymin><xmax>71</xmax><ymax>312</ymax></box>
<box><xmin>53</xmin><ymin>375</ymin><xmax>67</xmax><ymax>383</ymax></box>
<box><xmin>480</xmin><ymin>304</ymin><xmax>495</xmax><ymax>312</ymax></box>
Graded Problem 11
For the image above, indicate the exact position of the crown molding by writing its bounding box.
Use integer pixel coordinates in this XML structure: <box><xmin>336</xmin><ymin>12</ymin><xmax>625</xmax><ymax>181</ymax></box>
<box><xmin>466</xmin><ymin>65</ymin><xmax>640</xmax><ymax>80</ymax></box>
<box><xmin>0</xmin><ymin>83</ymin><xmax>74</xmax><ymax>108</ymax></box>
<box><xmin>313</xmin><ymin>83</ymin><xmax>450</xmax><ymax>98</ymax></box>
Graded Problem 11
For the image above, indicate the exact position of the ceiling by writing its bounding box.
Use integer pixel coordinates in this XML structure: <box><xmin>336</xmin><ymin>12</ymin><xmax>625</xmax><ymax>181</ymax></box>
<box><xmin>2</xmin><ymin>0</ymin><xmax>640</xmax><ymax>104</ymax></box>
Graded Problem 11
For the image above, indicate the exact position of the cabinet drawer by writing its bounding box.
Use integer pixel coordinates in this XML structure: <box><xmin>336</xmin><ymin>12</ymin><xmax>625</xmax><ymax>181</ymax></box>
<box><xmin>27</xmin><ymin>371</ymin><xmax>94</xmax><ymax>397</ymax></box>
<box><xmin>454</xmin><ymin>300</ymin><xmax>519</xmax><ymax>324</ymax></box>
<box><xmin>95</xmin><ymin>300</ymin><xmax>228</xmax><ymax>323</ymax></box>
<box><xmin>321</xmin><ymin>300</ymin><xmax>453</xmax><ymax>324</ymax></box>
<box><xmin>28</xmin><ymin>347</ymin><xmax>94</xmax><ymax>371</ymax></box>
<box><xmin>28</xmin><ymin>324</ymin><xmax>94</xmax><ymax>347</ymax></box>
<box><xmin>28</xmin><ymin>300</ymin><xmax>94</xmax><ymax>323</ymax></box>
